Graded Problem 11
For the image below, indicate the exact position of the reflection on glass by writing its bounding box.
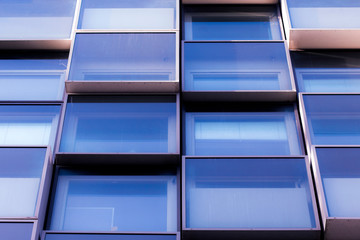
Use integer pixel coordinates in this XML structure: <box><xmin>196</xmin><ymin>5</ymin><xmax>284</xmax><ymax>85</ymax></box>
<box><xmin>45</xmin><ymin>233</ymin><xmax>177</xmax><ymax>240</ymax></box>
<box><xmin>0</xmin><ymin>148</ymin><xmax>46</xmax><ymax>217</ymax></box>
<box><xmin>185</xmin><ymin>158</ymin><xmax>316</xmax><ymax>228</ymax></box>
<box><xmin>50</xmin><ymin>170</ymin><xmax>177</xmax><ymax>232</ymax></box>
<box><xmin>68</xmin><ymin>33</ymin><xmax>176</xmax><ymax>81</ymax></box>
<box><xmin>0</xmin><ymin>223</ymin><xmax>33</xmax><ymax>240</ymax></box>
<box><xmin>184</xmin><ymin>42</ymin><xmax>291</xmax><ymax>91</ymax></box>
<box><xmin>60</xmin><ymin>96</ymin><xmax>177</xmax><ymax>153</ymax></box>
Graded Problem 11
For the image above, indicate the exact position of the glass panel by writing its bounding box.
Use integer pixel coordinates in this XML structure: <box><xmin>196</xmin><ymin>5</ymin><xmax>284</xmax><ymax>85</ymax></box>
<box><xmin>287</xmin><ymin>0</ymin><xmax>360</xmax><ymax>29</ymax></box>
<box><xmin>292</xmin><ymin>51</ymin><xmax>360</xmax><ymax>93</ymax></box>
<box><xmin>60</xmin><ymin>96</ymin><xmax>177</xmax><ymax>153</ymax></box>
<box><xmin>316</xmin><ymin>147</ymin><xmax>360</xmax><ymax>217</ymax></box>
<box><xmin>78</xmin><ymin>0</ymin><xmax>176</xmax><ymax>30</ymax></box>
<box><xmin>185</xmin><ymin>107</ymin><xmax>302</xmax><ymax>155</ymax></box>
<box><xmin>0</xmin><ymin>0</ymin><xmax>77</xmax><ymax>39</ymax></box>
<box><xmin>0</xmin><ymin>148</ymin><xmax>46</xmax><ymax>217</ymax></box>
<box><xmin>185</xmin><ymin>158</ymin><xmax>316</xmax><ymax>228</ymax></box>
<box><xmin>45</xmin><ymin>233</ymin><xmax>177</xmax><ymax>240</ymax></box>
<box><xmin>50</xmin><ymin>170</ymin><xmax>177</xmax><ymax>232</ymax></box>
<box><xmin>303</xmin><ymin>95</ymin><xmax>360</xmax><ymax>145</ymax></box>
<box><xmin>0</xmin><ymin>223</ymin><xmax>33</xmax><ymax>240</ymax></box>
<box><xmin>68</xmin><ymin>33</ymin><xmax>176</xmax><ymax>81</ymax></box>
<box><xmin>0</xmin><ymin>59</ymin><xmax>67</xmax><ymax>100</ymax></box>
<box><xmin>184</xmin><ymin>6</ymin><xmax>281</xmax><ymax>40</ymax></box>
<box><xmin>184</xmin><ymin>42</ymin><xmax>291</xmax><ymax>91</ymax></box>
<box><xmin>0</xmin><ymin>105</ymin><xmax>60</xmax><ymax>148</ymax></box>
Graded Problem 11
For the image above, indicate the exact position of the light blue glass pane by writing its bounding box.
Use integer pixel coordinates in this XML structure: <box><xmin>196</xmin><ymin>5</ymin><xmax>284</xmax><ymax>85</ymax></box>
<box><xmin>45</xmin><ymin>233</ymin><xmax>177</xmax><ymax>240</ymax></box>
<box><xmin>69</xmin><ymin>34</ymin><xmax>176</xmax><ymax>81</ymax></box>
<box><xmin>0</xmin><ymin>0</ymin><xmax>76</xmax><ymax>39</ymax></box>
<box><xmin>60</xmin><ymin>96</ymin><xmax>177</xmax><ymax>153</ymax></box>
<box><xmin>317</xmin><ymin>147</ymin><xmax>360</xmax><ymax>217</ymax></box>
<box><xmin>185</xmin><ymin>108</ymin><xmax>302</xmax><ymax>155</ymax></box>
<box><xmin>303</xmin><ymin>95</ymin><xmax>360</xmax><ymax>145</ymax></box>
<box><xmin>185</xmin><ymin>158</ymin><xmax>316</xmax><ymax>228</ymax></box>
<box><xmin>0</xmin><ymin>105</ymin><xmax>60</xmax><ymax>149</ymax></box>
<box><xmin>287</xmin><ymin>0</ymin><xmax>360</xmax><ymax>29</ymax></box>
<box><xmin>184</xmin><ymin>42</ymin><xmax>291</xmax><ymax>91</ymax></box>
<box><xmin>78</xmin><ymin>0</ymin><xmax>176</xmax><ymax>30</ymax></box>
<box><xmin>0</xmin><ymin>59</ymin><xmax>66</xmax><ymax>101</ymax></box>
<box><xmin>50</xmin><ymin>170</ymin><xmax>177</xmax><ymax>232</ymax></box>
<box><xmin>0</xmin><ymin>223</ymin><xmax>33</xmax><ymax>240</ymax></box>
<box><xmin>0</xmin><ymin>148</ymin><xmax>46</xmax><ymax>217</ymax></box>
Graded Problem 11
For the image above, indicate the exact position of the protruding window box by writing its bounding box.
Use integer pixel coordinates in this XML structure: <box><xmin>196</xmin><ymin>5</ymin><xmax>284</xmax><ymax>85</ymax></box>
<box><xmin>56</xmin><ymin>95</ymin><xmax>179</xmax><ymax>165</ymax></box>
<box><xmin>182</xmin><ymin>157</ymin><xmax>320</xmax><ymax>240</ymax></box>
<box><xmin>0</xmin><ymin>147</ymin><xmax>53</xmax><ymax>240</ymax></box>
<box><xmin>312</xmin><ymin>146</ymin><xmax>360</xmax><ymax>240</ymax></box>
<box><xmin>65</xmin><ymin>33</ymin><xmax>179</xmax><ymax>93</ymax></box>
<box><xmin>282</xmin><ymin>0</ymin><xmax>360</xmax><ymax>49</ymax></box>
<box><xmin>42</xmin><ymin>232</ymin><xmax>180</xmax><ymax>240</ymax></box>
<box><xmin>0</xmin><ymin>0</ymin><xmax>77</xmax><ymax>50</ymax></box>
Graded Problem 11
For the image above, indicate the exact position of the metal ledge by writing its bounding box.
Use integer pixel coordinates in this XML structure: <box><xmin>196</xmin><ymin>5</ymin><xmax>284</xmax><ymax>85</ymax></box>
<box><xmin>0</xmin><ymin>39</ymin><xmax>71</xmax><ymax>50</ymax></box>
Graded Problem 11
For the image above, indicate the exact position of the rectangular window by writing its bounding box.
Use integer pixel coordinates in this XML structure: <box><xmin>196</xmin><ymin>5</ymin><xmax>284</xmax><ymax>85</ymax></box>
<box><xmin>0</xmin><ymin>59</ymin><xmax>67</xmax><ymax>101</ymax></box>
<box><xmin>184</xmin><ymin>157</ymin><xmax>317</xmax><ymax>229</ymax></box>
<box><xmin>0</xmin><ymin>147</ymin><xmax>47</xmax><ymax>217</ymax></box>
<box><xmin>60</xmin><ymin>96</ymin><xmax>177</xmax><ymax>153</ymax></box>
<box><xmin>44</xmin><ymin>233</ymin><xmax>177</xmax><ymax>240</ymax></box>
<box><xmin>78</xmin><ymin>0</ymin><xmax>177</xmax><ymax>30</ymax></box>
<box><xmin>184</xmin><ymin>5</ymin><xmax>281</xmax><ymax>40</ymax></box>
<box><xmin>183</xmin><ymin>42</ymin><xmax>292</xmax><ymax>91</ymax></box>
<box><xmin>68</xmin><ymin>33</ymin><xmax>176</xmax><ymax>81</ymax></box>
<box><xmin>0</xmin><ymin>0</ymin><xmax>76</xmax><ymax>39</ymax></box>
<box><xmin>315</xmin><ymin>147</ymin><xmax>360</xmax><ymax>218</ymax></box>
<box><xmin>49</xmin><ymin>169</ymin><xmax>177</xmax><ymax>232</ymax></box>
<box><xmin>0</xmin><ymin>222</ymin><xmax>34</xmax><ymax>240</ymax></box>
<box><xmin>185</xmin><ymin>107</ymin><xmax>302</xmax><ymax>156</ymax></box>
<box><xmin>302</xmin><ymin>95</ymin><xmax>360</xmax><ymax>145</ymax></box>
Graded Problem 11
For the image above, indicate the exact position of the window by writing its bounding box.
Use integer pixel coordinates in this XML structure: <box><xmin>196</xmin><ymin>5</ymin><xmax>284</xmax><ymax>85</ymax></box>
<box><xmin>184</xmin><ymin>5</ymin><xmax>281</xmax><ymax>40</ymax></box>
<box><xmin>185</xmin><ymin>106</ymin><xmax>302</xmax><ymax>156</ymax></box>
<box><xmin>0</xmin><ymin>105</ymin><xmax>60</xmax><ymax>149</ymax></box>
<box><xmin>68</xmin><ymin>33</ymin><xmax>176</xmax><ymax>82</ymax></box>
<box><xmin>60</xmin><ymin>96</ymin><xmax>177</xmax><ymax>153</ymax></box>
<box><xmin>0</xmin><ymin>0</ymin><xmax>77</xmax><ymax>39</ymax></box>
<box><xmin>43</xmin><ymin>233</ymin><xmax>177</xmax><ymax>240</ymax></box>
<box><xmin>0</xmin><ymin>58</ymin><xmax>67</xmax><ymax>100</ymax></box>
<box><xmin>302</xmin><ymin>95</ymin><xmax>360</xmax><ymax>145</ymax></box>
<box><xmin>0</xmin><ymin>222</ymin><xmax>34</xmax><ymax>240</ymax></box>
<box><xmin>183</xmin><ymin>42</ymin><xmax>292</xmax><ymax>91</ymax></box>
<box><xmin>78</xmin><ymin>0</ymin><xmax>177</xmax><ymax>30</ymax></box>
<box><xmin>184</xmin><ymin>157</ymin><xmax>317</xmax><ymax>229</ymax></box>
<box><xmin>49</xmin><ymin>169</ymin><xmax>177</xmax><ymax>232</ymax></box>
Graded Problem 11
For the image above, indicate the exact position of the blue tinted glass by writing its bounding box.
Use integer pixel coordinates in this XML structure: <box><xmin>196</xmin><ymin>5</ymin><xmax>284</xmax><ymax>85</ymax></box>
<box><xmin>0</xmin><ymin>148</ymin><xmax>46</xmax><ymax>217</ymax></box>
<box><xmin>78</xmin><ymin>0</ymin><xmax>176</xmax><ymax>30</ymax></box>
<box><xmin>185</xmin><ymin>158</ymin><xmax>316</xmax><ymax>228</ymax></box>
<box><xmin>287</xmin><ymin>0</ymin><xmax>360</xmax><ymax>29</ymax></box>
<box><xmin>0</xmin><ymin>105</ymin><xmax>60</xmax><ymax>149</ymax></box>
<box><xmin>68</xmin><ymin>33</ymin><xmax>176</xmax><ymax>81</ymax></box>
<box><xmin>50</xmin><ymin>170</ymin><xmax>177</xmax><ymax>232</ymax></box>
<box><xmin>0</xmin><ymin>59</ymin><xmax>67</xmax><ymax>100</ymax></box>
<box><xmin>60</xmin><ymin>96</ymin><xmax>177</xmax><ymax>153</ymax></box>
<box><xmin>292</xmin><ymin>51</ymin><xmax>360</xmax><ymax>93</ymax></box>
<box><xmin>316</xmin><ymin>147</ymin><xmax>360</xmax><ymax>217</ymax></box>
<box><xmin>0</xmin><ymin>0</ymin><xmax>76</xmax><ymax>39</ymax></box>
<box><xmin>303</xmin><ymin>95</ymin><xmax>360</xmax><ymax>145</ymax></box>
<box><xmin>184</xmin><ymin>42</ymin><xmax>291</xmax><ymax>91</ymax></box>
<box><xmin>45</xmin><ymin>233</ymin><xmax>177</xmax><ymax>240</ymax></box>
<box><xmin>184</xmin><ymin>6</ymin><xmax>281</xmax><ymax>40</ymax></box>
<box><xmin>185</xmin><ymin>108</ymin><xmax>302</xmax><ymax>156</ymax></box>
<box><xmin>0</xmin><ymin>223</ymin><xmax>33</xmax><ymax>240</ymax></box>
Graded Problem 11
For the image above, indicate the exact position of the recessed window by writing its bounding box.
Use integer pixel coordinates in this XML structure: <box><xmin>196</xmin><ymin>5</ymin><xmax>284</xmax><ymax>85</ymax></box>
<box><xmin>184</xmin><ymin>157</ymin><xmax>317</xmax><ymax>228</ymax></box>
<box><xmin>60</xmin><ymin>96</ymin><xmax>177</xmax><ymax>153</ymax></box>
<box><xmin>184</xmin><ymin>5</ymin><xmax>281</xmax><ymax>40</ymax></box>
<box><xmin>0</xmin><ymin>0</ymin><xmax>77</xmax><ymax>39</ymax></box>
<box><xmin>184</xmin><ymin>42</ymin><xmax>292</xmax><ymax>91</ymax></box>
<box><xmin>68</xmin><ymin>33</ymin><xmax>176</xmax><ymax>81</ymax></box>
<box><xmin>185</xmin><ymin>107</ymin><xmax>302</xmax><ymax>156</ymax></box>
<box><xmin>78</xmin><ymin>0</ymin><xmax>177</xmax><ymax>30</ymax></box>
<box><xmin>49</xmin><ymin>169</ymin><xmax>177</xmax><ymax>232</ymax></box>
